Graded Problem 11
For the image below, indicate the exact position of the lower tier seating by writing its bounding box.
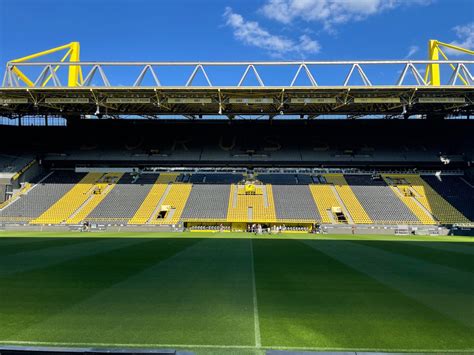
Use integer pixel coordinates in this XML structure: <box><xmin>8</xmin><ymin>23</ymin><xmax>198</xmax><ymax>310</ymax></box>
<box><xmin>273</xmin><ymin>185</ymin><xmax>321</xmax><ymax>222</ymax></box>
<box><xmin>344</xmin><ymin>175</ymin><xmax>420</xmax><ymax>224</ymax></box>
<box><xmin>0</xmin><ymin>171</ymin><xmax>85</xmax><ymax>222</ymax></box>
<box><xmin>181</xmin><ymin>184</ymin><xmax>230</xmax><ymax>221</ymax></box>
<box><xmin>2</xmin><ymin>170</ymin><xmax>472</xmax><ymax>226</ymax></box>
<box><xmin>422</xmin><ymin>175</ymin><xmax>474</xmax><ymax>222</ymax></box>
<box><xmin>86</xmin><ymin>174</ymin><xmax>158</xmax><ymax>223</ymax></box>
<box><xmin>324</xmin><ymin>174</ymin><xmax>373</xmax><ymax>224</ymax></box>
<box><xmin>226</xmin><ymin>184</ymin><xmax>277</xmax><ymax>223</ymax></box>
<box><xmin>385</xmin><ymin>174</ymin><xmax>469</xmax><ymax>224</ymax></box>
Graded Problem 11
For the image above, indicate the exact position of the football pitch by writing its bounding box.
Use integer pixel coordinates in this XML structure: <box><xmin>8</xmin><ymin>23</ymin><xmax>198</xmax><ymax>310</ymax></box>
<box><xmin>0</xmin><ymin>232</ymin><xmax>473</xmax><ymax>354</ymax></box>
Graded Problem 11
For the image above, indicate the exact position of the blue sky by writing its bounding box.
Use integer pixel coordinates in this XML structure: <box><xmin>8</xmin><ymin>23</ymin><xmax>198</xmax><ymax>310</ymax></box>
<box><xmin>0</xmin><ymin>0</ymin><xmax>473</xmax><ymax>86</ymax></box>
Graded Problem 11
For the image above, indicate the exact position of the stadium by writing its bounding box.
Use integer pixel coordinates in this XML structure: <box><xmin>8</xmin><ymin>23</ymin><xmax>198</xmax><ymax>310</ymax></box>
<box><xmin>0</xmin><ymin>1</ymin><xmax>473</xmax><ymax>354</ymax></box>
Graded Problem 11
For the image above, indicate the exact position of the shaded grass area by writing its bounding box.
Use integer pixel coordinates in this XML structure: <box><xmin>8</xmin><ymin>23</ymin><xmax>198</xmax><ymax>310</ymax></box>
<box><xmin>0</xmin><ymin>236</ymin><xmax>473</xmax><ymax>353</ymax></box>
<box><xmin>0</xmin><ymin>238</ymin><xmax>200</xmax><ymax>340</ymax></box>
<box><xmin>0</xmin><ymin>237</ymin><xmax>96</xmax><ymax>257</ymax></box>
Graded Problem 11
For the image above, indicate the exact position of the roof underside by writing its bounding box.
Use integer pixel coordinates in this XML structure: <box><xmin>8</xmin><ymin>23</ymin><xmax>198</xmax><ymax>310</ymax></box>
<box><xmin>0</xmin><ymin>86</ymin><xmax>472</xmax><ymax>118</ymax></box>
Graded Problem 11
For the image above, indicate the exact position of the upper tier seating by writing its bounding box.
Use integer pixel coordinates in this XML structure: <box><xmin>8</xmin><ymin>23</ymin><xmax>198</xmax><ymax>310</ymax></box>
<box><xmin>181</xmin><ymin>184</ymin><xmax>230</xmax><ymax>220</ymax></box>
<box><xmin>344</xmin><ymin>175</ymin><xmax>419</xmax><ymax>223</ymax></box>
<box><xmin>296</xmin><ymin>174</ymin><xmax>314</xmax><ymax>184</ymax></box>
<box><xmin>189</xmin><ymin>173</ymin><xmax>243</xmax><ymax>184</ymax></box>
<box><xmin>272</xmin><ymin>185</ymin><xmax>321</xmax><ymax>221</ymax></box>
<box><xmin>257</xmin><ymin>174</ymin><xmax>298</xmax><ymax>185</ymax></box>
<box><xmin>422</xmin><ymin>175</ymin><xmax>474</xmax><ymax>221</ymax></box>
<box><xmin>0</xmin><ymin>154</ymin><xmax>34</xmax><ymax>174</ymax></box>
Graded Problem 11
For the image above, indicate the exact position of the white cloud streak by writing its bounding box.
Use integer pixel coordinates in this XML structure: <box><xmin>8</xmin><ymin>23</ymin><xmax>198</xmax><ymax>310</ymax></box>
<box><xmin>446</xmin><ymin>22</ymin><xmax>474</xmax><ymax>56</ymax></box>
<box><xmin>223</xmin><ymin>7</ymin><xmax>320</xmax><ymax>56</ymax></box>
<box><xmin>404</xmin><ymin>45</ymin><xmax>419</xmax><ymax>59</ymax></box>
<box><xmin>260</xmin><ymin>0</ymin><xmax>432</xmax><ymax>31</ymax></box>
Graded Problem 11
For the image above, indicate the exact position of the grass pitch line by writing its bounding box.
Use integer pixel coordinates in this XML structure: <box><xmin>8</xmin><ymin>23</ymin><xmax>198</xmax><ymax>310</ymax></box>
<box><xmin>0</xmin><ymin>340</ymin><xmax>255</xmax><ymax>350</ymax></box>
<box><xmin>250</xmin><ymin>239</ymin><xmax>261</xmax><ymax>348</ymax></box>
<box><xmin>0</xmin><ymin>340</ymin><xmax>472</xmax><ymax>353</ymax></box>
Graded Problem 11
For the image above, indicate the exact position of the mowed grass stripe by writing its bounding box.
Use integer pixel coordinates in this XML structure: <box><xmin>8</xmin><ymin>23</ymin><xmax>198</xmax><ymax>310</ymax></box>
<box><xmin>249</xmin><ymin>240</ymin><xmax>261</xmax><ymax>348</ymax></box>
<box><xmin>0</xmin><ymin>238</ymin><xmax>149</xmax><ymax>278</ymax></box>
<box><xmin>308</xmin><ymin>241</ymin><xmax>474</xmax><ymax>331</ymax></box>
<box><xmin>0</xmin><ymin>238</ymin><xmax>199</xmax><ymax>341</ymax></box>
<box><xmin>9</xmin><ymin>239</ymin><xmax>256</xmax><ymax>347</ymax></box>
<box><xmin>254</xmin><ymin>239</ymin><xmax>474</xmax><ymax>350</ymax></box>
<box><xmin>405</xmin><ymin>241</ymin><xmax>474</xmax><ymax>256</ymax></box>
<box><xmin>357</xmin><ymin>241</ymin><xmax>474</xmax><ymax>274</ymax></box>
<box><xmin>0</xmin><ymin>237</ymin><xmax>98</xmax><ymax>257</ymax></box>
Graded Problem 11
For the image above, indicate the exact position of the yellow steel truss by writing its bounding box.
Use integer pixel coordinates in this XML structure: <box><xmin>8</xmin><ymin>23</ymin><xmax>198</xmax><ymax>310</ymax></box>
<box><xmin>9</xmin><ymin>42</ymin><xmax>82</xmax><ymax>87</ymax></box>
<box><xmin>426</xmin><ymin>39</ymin><xmax>474</xmax><ymax>86</ymax></box>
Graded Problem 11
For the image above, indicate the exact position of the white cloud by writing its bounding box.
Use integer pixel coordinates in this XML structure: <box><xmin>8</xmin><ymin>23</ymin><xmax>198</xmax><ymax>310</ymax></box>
<box><xmin>446</xmin><ymin>22</ymin><xmax>474</xmax><ymax>56</ymax></box>
<box><xmin>404</xmin><ymin>45</ymin><xmax>419</xmax><ymax>59</ymax></box>
<box><xmin>223</xmin><ymin>7</ymin><xmax>320</xmax><ymax>56</ymax></box>
<box><xmin>260</xmin><ymin>0</ymin><xmax>431</xmax><ymax>30</ymax></box>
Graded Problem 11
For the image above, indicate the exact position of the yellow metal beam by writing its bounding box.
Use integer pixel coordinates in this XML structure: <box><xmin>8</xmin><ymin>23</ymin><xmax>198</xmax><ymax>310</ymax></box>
<box><xmin>428</xmin><ymin>39</ymin><xmax>440</xmax><ymax>86</ymax></box>
<box><xmin>68</xmin><ymin>42</ymin><xmax>81</xmax><ymax>87</ymax></box>
<box><xmin>10</xmin><ymin>43</ymin><xmax>73</xmax><ymax>63</ymax></box>
<box><xmin>437</xmin><ymin>47</ymin><xmax>468</xmax><ymax>86</ymax></box>
<box><xmin>41</xmin><ymin>48</ymin><xmax>72</xmax><ymax>87</ymax></box>
<box><xmin>12</xmin><ymin>67</ymin><xmax>35</xmax><ymax>87</ymax></box>
<box><xmin>434</xmin><ymin>40</ymin><xmax>474</xmax><ymax>55</ymax></box>
<box><xmin>9</xmin><ymin>42</ymin><xmax>81</xmax><ymax>87</ymax></box>
<box><xmin>427</xmin><ymin>39</ymin><xmax>473</xmax><ymax>86</ymax></box>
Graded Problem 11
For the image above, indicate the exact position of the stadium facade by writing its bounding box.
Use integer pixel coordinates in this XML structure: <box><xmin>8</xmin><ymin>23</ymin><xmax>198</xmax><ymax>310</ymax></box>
<box><xmin>0</xmin><ymin>41</ymin><xmax>473</xmax><ymax>235</ymax></box>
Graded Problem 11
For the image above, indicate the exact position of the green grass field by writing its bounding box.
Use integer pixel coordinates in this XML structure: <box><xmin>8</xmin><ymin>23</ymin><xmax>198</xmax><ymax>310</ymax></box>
<box><xmin>0</xmin><ymin>232</ymin><xmax>473</xmax><ymax>354</ymax></box>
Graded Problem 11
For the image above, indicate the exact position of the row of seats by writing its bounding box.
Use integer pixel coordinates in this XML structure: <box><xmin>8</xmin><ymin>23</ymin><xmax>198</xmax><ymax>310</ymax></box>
<box><xmin>226</xmin><ymin>184</ymin><xmax>277</xmax><ymax>222</ymax></box>
<box><xmin>30</xmin><ymin>173</ymin><xmax>104</xmax><ymax>224</ymax></box>
<box><xmin>345</xmin><ymin>175</ymin><xmax>419</xmax><ymax>224</ymax></box>
<box><xmin>325</xmin><ymin>174</ymin><xmax>373</xmax><ymax>224</ymax></box>
<box><xmin>381</xmin><ymin>175</ymin><xmax>436</xmax><ymax>224</ymax></box>
<box><xmin>181</xmin><ymin>184</ymin><xmax>230</xmax><ymax>220</ymax></box>
<box><xmin>85</xmin><ymin>174</ymin><xmax>158</xmax><ymax>223</ymax></box>
<box><xmin>422</xmin><ymin>175</ymin><xmax>474</xmax><ymax>221</ymax></box>
<box><xmin>2</xmin><ymin>170</ymin><xmax>472</xmax><ymax>225</ymax></box>
<box><xmin>129</xmin><ymin>182</ymin><xmax>168</xmax><ymax>224</ymax></box>
<box><xmin>189</xmin><ymin>173</ymin><xmax>243</xmax><ymax>184</ymax></box>
<box><xmin>150</xmin><ymin>184</ymin><xmax>192</xmax><ymax>225</ymax></box>
<box><xmin>308</xmin><ymin>184</ymin><xmax>341</xmax><ymax>223</ymax></box>
<box><xmin>387</xmin><ymin>175</ymin><xmax>470</xmax><ymax>224</ymax></box>
<box><xmin>272</xmin><ymin>185</ymin><xmax>321</xmax><ymax>221</ymax></box>
<box><xmin>0</xmin><ymin>171</ymin><xmax>86</xmax><ymax>221</ymax></box>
